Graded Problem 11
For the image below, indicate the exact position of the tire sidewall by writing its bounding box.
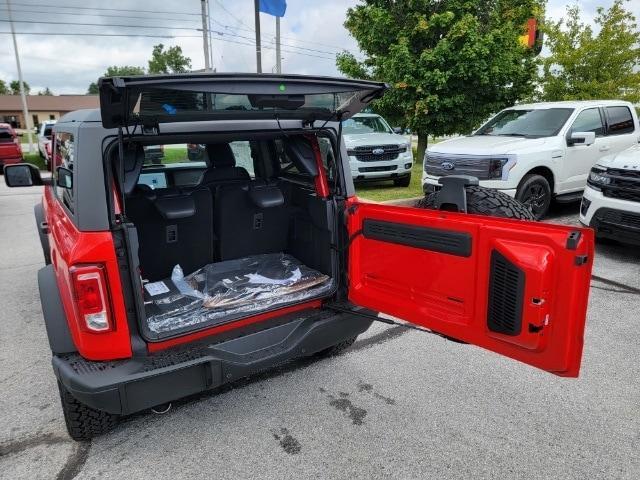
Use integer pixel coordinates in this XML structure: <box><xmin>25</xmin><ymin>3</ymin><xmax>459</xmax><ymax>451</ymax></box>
<box><xmin>515</xmin><ymin>175</ymin><xmax>551</xmax><ymax>219</ymax></box>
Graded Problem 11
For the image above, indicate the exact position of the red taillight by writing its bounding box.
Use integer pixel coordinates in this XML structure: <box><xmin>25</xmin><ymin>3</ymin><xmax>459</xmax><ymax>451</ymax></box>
<box><xmin>70</xmin><ymin>265</ymin><xmax>113</xmax><ymax>332</ymax></box>
<box><xmin>45</xmin><ymin>142</ymin><xmax>51</xmax><ymax>156</ymax></box>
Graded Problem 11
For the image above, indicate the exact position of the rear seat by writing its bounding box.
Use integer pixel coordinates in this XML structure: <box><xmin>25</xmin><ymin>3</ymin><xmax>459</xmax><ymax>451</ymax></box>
<box><xmin>127</xmin><ymin>187</ymin><xmax>214</xmax><ymax>281</ymax></box>
<box><xmin>214</xmin><ymin>180</ymin><xmax>290</xmax><ymax>261</ymax></box>
<box><xmin>200</xmin><ymin>143</ymin><xmax>251</xmax><ymax>188</ymax></box>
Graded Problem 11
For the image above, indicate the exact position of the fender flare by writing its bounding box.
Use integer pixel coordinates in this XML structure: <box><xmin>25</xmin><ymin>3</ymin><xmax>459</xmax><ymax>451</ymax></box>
<box><xmin>38</xmin><ymin>265</ymin><xmax>77</xmax><ymax>354</ymax></box>
<box><xmin>34</xmin><ymin>202</ymin><xmax>51</xmax><ymax>265</ymax></box>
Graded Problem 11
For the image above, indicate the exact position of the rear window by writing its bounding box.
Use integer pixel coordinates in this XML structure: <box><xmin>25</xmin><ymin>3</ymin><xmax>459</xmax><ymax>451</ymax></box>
<box><xmin>136</xmin><ymin>90</ymin><xmax>357</xmax><ymax>121</ymax></box>
<box><xmin>606</xmin><ymin>106</ymin><xmax>635</xmax><ymax>135</ymax></box>
<box><xmin>43</xmin><ymin>125</ymin><xmax>53</xmax><ymax>138</ymax></box>
<box><xmin>0</xmin><ymin>128</ymin><xmax>14</xmax><ymax>143</ymax></box>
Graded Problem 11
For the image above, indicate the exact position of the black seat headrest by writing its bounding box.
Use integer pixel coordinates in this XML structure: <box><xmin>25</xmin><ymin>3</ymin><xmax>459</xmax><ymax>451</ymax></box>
<box><xmin>248</xmin><ymin>182</ymin><xmax>284</xmax><ymax>209</ymax></box>
<box><xmin>205</xmin><ymin>143</ymin><xmax>236</xmax><ymax>168</ymax></box>
<box><xmin>154</xmin><ymin>195</ymin><xmax>196</xmax><ymax>220</ymax></box>
<box><xmin>122</xmin><ymin>144</ymin><xmax>146</xmax><ymax>195</ymax></box>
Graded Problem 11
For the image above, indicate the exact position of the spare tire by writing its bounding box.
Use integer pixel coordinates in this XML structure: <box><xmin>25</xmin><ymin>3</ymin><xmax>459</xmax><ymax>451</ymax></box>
<box><xmin>415</xmin><ymin>185</ymin><xmax>535</xmax><ymax>221</ymax></box>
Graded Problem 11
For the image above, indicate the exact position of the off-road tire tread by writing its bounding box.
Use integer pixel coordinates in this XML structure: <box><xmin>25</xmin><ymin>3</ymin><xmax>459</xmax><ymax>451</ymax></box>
<box><xmin>415</xmin><ymin>185</ymin><xmax>535</xmax><ymax>220</ymax></box>
<box><xmin>58</xmin><ymin>381</ymin><xmax>118</xmax><ymax>441</ymax></box>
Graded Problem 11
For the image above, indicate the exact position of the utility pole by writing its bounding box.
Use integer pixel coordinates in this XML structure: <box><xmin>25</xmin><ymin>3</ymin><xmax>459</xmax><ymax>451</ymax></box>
<box><xmin>275</xmin><ymin>16</ymin><xmax>281</xmax><ymax>73</ymax></box>
<box><xmin>200</xmin><ymin>0</ymin><xmax>211</xmax><ymax>71</ymax></box>
<box><xmin>7</xmin><ymin>0</ymin><xmax>34</xmax><ymax>153</ymax></box>
<box><xmin>206</xmin><ymin>0</ymin><xmax>214</xmax><ymax>71</ymax></box>
<box><xmin>254</xmin><ymin>0</ymin><xmax>262</xmax><ymax>73</ymax></box>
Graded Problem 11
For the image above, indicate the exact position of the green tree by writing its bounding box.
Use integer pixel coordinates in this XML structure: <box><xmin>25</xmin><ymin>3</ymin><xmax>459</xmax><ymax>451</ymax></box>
<box><xmin>538</xmin><ymin>0</ymin><xmax>640</xmax><ymax>103</ymax></box>
<box><xmin>37</xmin><ymin>87</ymin><xmax>53</xmax><ymax>96</ymax></box>
<box><xmin>0</xmin><ymin>79</ymin><xmax>8</xmax><ymax>95</ymax></box>
<box><xmin>10</xmin><ymin>80</ymin><xmax>30</xmax><ymax>95</ymax></box>
<box><xmin>87</xmin><ymin>65</ymin><xmax>145</xmax><ymax>94</ymax></box>
<box><xmin>337</xmin><ymin>0</ymin><xmax>542</xmax><ymax>161</ymax></box>
<box><xmin>148</xmin><ymin>44</ymin><xmax>191</xmax><ymax>74</ymax></box>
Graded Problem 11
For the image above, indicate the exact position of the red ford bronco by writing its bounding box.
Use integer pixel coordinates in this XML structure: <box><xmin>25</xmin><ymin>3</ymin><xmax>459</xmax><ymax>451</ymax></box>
<box><xmin>3</xmin><ymin>74</ymin><xmax>594</xmax><ymax>441</ymax></box>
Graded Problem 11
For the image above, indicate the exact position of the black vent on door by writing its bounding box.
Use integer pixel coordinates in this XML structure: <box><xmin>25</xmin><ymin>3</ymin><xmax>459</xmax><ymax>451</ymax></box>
<box><xmin>487</xmin><ymin>250</ymin><xmax>525</xmax><ymax>336</ymax></box>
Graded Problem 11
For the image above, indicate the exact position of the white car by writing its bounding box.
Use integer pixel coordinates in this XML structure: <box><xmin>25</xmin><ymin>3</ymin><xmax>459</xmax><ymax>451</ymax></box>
<box><xmin>422</xmin><ymin>101</ymin><xmax>640</xmax><ymax>218</ymax></box>
<box><xmin>37</xmin><ymin>120</ymin><xmax>56</xmax><ymax>168</ymax></box>
<box><xmin>344</xmin><ymin>113</ymin><xmax>413</xmax><ymax>186</ymax></box>
<box><xmin>580</xmin><ymin>144</ymin><xmax>640</xmax><ymax>246</ymax></box>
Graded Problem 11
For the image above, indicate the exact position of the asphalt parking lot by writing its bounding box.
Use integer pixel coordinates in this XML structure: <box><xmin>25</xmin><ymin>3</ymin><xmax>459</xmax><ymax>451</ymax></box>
<box><xmin>0</xmin><ymin>181</ymin><xmax>638</xmax><ymax>480</ymax></box>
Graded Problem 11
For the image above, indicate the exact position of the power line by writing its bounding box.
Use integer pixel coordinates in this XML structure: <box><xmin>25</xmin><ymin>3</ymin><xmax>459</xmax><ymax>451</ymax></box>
<box><xmin>0</xmin><ymin>6</ymin><xmax>202</xmax><ymax>23</ymax></box>
<box><xmin>0</xmin><ymin>17</ymin><xmax>339</xmax><ymax>57</ymax></box>
<box><xmin>0</xmin><ymin>18</ymin><xmax>200</xmax><ymax>31</ymax></box>
<box><xmin>0</xmin><ymin>1</ymin><xmax>352</xmax><ymax>54</ymax></box>
<box><xmin>0</xmin><ymin>31</ymin><xmax>336</xmax><ymax>60</ymax></box>
<box><xmin>0</xmin><ymin>0</ymin><xmax>201</xmax><ymax>16</ymax></box>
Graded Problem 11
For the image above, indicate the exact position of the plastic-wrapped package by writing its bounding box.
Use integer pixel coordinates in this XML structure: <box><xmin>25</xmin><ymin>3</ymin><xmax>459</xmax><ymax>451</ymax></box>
<box><xmin>143</xmin><ymin>253</ymin><xmax>332</xmax><ymax>335</ymax></box>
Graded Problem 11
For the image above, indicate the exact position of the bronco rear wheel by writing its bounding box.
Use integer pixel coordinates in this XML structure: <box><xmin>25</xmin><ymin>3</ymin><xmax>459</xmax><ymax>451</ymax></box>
<box><xmin>58</xmin><ymin>381</ymin><xmax>119</xmax><ymax>441</ymax></box>
<box><xmin>415</xmin><ymin>185</ymin><xmax>535</xmax><ymax>221</ymax></box>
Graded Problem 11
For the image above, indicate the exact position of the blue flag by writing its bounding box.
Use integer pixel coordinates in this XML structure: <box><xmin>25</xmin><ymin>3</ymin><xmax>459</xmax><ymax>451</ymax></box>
<box><xmin>259</xmin><ymin>0</ymin><xmax>287</xmax><ymax>17</ymax></box>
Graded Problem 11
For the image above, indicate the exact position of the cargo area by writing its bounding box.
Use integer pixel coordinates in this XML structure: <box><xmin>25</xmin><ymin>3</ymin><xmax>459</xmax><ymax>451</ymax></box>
<box><xmin>120</xmin><ymin>136</ymin><xmax>338</xmax><ymax>340</ymax></box>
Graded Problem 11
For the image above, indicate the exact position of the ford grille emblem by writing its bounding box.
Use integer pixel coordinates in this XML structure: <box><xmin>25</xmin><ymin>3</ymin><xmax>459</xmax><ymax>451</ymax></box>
<box><xmin>372</xmin><ymin>148</ymin><xmax>385</xmax><ymax>155</ymax></box>
<box><xmin>441</xmin><ymin>161</ymin><xmax>455</xmax><ymax>171</ymax></box>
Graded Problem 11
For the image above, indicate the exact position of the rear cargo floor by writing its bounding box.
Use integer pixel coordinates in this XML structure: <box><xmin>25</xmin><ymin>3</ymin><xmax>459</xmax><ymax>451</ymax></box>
<box><xmin>142</xmin><ymin>253</ymin><xmax>333</xmax><ymax>338</ymax></box>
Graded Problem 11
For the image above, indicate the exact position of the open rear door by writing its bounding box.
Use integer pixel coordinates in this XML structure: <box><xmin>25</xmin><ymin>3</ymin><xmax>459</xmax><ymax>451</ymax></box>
<box><xmin>347</xmin><ymin>201</ymin><xmax>594</xmax><ymax>377</ymax></box>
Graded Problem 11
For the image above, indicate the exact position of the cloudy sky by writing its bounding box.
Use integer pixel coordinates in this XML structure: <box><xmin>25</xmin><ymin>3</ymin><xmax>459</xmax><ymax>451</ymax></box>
<box><xmin>0</xmin><ymin>0</ymin><xmax>638</xmax><ymax>95</ymax></box>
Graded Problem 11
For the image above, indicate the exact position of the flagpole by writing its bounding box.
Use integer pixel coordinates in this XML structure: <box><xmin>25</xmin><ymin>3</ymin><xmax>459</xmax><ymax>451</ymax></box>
<box><xmin>254</xmin><ymin>0</ymin><xmax>262</xmax><ymax>73</ymax></box>
<box><xmin>275</xmin><ymin>16</ymin><xmax>281</xmax><ymax>73</ymax></box>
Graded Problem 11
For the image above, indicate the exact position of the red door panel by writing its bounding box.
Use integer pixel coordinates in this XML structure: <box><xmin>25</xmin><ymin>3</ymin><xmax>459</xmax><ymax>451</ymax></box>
<box><xmin>347</xmin><ymin>200</ymin><xmax>594</xmax><ymax>377</ymax></box>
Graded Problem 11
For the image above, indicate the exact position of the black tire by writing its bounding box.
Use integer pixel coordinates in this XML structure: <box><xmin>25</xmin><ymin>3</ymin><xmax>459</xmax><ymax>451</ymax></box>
<box><xmin>415</xmin><ymin>185</ymin><xmax>536</xmax><ymax>221</ymax></box>
<box><xmin>58</xmin><ymin>381</ymin><xmax>118</xmax><ymax>441</ymax></box>
<box><xmin>393</xmin><ymin>175</ymin><xmax>411</xmax><ymax>187</ymax></box>
<box><xmin>515</xmin><ymin>174</ymin><xmax>551</xmax><ymax>220</ymax></box>
<box><xmin>316</xmin><ymin>335</ymin><xmax>358</xmax><ymax>357</ymax></box>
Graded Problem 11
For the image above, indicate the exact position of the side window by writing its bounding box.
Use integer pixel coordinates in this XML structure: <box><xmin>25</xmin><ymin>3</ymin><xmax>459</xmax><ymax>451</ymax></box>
<box><xmin>54</xmin><ymin>132</ymin><xmax>75</xmax><ymax>213</ymax></box>
<box><xmin>275</xmin><ymin>139</ymin><xmax>306</xmax><ymax>178</ymax></box>
<box><xmin>605</xmin><ymin>106</ymin><xmax>635</xmax><ymax>135</ymax></box>
<box><xmin>229</xmin><ymin>141</ymin><xmax>255</xmax><ymax>178</ymax></box>
<box><xmin>571</xmin><ymin>108</ymin><xmax>604</xmax><ymax>136</ymax></box>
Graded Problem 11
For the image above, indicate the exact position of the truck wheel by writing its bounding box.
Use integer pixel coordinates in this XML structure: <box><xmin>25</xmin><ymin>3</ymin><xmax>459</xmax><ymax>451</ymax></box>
<box><xmin>394</xmin><ymin>175</ymin><xmax>411</xmax><ymax>187</ymax></box>
<box><xmin>58</xmin><ymin>381</ymin><xmax>118</xmax><ymax>441</ymax></box>
<box><xmin>415</xmin><ymin>185</ymin><xmax>535</xmax><ymax>221</ymax></box>
<box><xmin>515</xmin><ymin>174</ymin><xmax>551</xmax><ymax>220</ymax></box>
<box><xmin>316</xmin><ymin>335</ymin><xmax>358</xmax><ymax>357</ymax></box>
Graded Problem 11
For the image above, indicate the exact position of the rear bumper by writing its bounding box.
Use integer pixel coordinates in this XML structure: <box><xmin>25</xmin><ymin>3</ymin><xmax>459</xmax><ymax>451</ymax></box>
<box><xmin>53</xmin><ymin>310</ymin><xmax>373</xmax><ymax>415</ymax></box>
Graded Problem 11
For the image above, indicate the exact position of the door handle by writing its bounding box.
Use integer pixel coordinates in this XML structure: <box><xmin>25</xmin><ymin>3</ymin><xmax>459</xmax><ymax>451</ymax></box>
<box><xmin>599</xmin><ymin>146</ymin><xmax>610</xmax><ymax>152</ymax></box>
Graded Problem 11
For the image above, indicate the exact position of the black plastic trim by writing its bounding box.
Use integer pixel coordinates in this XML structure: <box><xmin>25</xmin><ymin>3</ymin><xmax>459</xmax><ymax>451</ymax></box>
<box><xmin>52</xmin><ymin>311</ymin><xmax>372</xmax><ymax>415</ymax></box>
<box><xmin>487</xmin><ymin>250</ymin><xmax>525</xmax><ymax>336</ymax></box>
<box><xmin>362</xmin><ymin>219</ymin><xmax>472</xmax><ymax>257</ymax></box>
<box><xmin>33</xmin><ymin>202</ymin><xmax>51</xmax><ymax>265</ymax></box>
<box><xmin>38</xmin><ymin>265</ymin><xmax>77</xmax><ymax>354</ymax></box>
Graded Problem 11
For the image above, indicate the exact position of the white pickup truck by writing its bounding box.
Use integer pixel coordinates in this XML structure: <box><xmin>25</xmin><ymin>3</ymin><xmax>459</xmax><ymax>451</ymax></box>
<box><xmin>580</xmin><ymin>144</ymin><xmax>640</xmax><ymax>246</ymax></box>
<box><xmin>422</xmin><ymin>101</ymin><xmax>640</xmax><ymax>218</ymax></box>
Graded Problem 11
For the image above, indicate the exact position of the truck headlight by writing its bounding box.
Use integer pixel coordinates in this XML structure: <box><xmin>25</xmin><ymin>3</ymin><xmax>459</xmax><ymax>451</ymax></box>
<box><xmin>588</xmin><ymin>166</ymin><xmax>610</xmax><ymax>189</ymax></box>
<box><xmin>488</xmin><ymin>158</ymin><xmax>509</xmax><ymax>179</ymax></box>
